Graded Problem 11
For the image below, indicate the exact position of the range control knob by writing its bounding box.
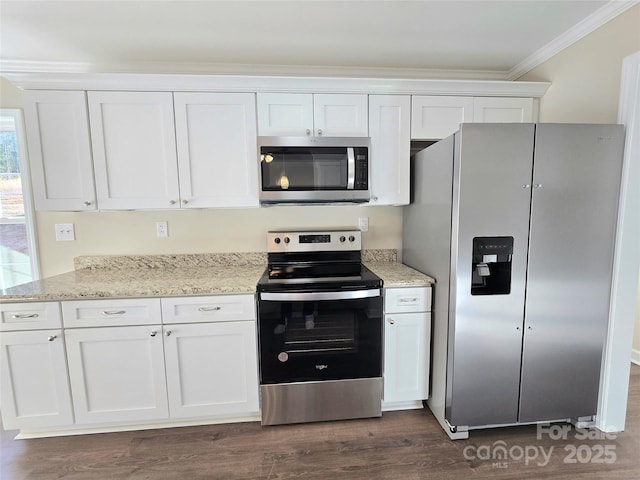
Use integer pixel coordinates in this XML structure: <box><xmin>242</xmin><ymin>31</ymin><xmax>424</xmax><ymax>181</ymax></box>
<box><xmin>340</xmin><ymin>236</ymin><xmax>346</xmax><ymax>243</ymax></box>
<box><xmin>349</xmin><ymin>235</ymin><xmax>356</xmax><ymax>242</ymax></box>
<box><xmin>274</xmin><ymin>237</ymin><xmax>281</xmax><ymax>244</ymax></box>
<box><xmin>283</xmin><ymin>237</ymin><xmax>290</xmax><ymax>244</ymax></box>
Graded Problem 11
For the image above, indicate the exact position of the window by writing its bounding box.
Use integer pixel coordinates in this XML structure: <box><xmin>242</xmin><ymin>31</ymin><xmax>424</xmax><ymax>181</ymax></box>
<box><xmin>0</xmin><ymin>109</ymin><xmax>39</xmax><ymax>289</ymax></box>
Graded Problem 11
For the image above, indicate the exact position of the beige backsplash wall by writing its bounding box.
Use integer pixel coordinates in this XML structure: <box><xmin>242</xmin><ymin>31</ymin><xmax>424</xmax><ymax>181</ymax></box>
<box><xmin>36</xmin><ymin>206</ymin><xmax>402</xmax><ymax>277</ymax></box>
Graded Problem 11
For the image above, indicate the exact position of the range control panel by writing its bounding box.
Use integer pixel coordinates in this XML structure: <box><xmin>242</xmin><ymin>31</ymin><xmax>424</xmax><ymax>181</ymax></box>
<box><xmin>267</xmin><ymin>230</ymin><xmax>362</xmax><ymax>253</ymax></box>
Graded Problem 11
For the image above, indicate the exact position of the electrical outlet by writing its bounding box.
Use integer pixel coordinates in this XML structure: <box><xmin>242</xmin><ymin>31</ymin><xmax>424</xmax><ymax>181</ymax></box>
<box><xmin>358</xmin><ymin>217</ymin><xmax>369</xmax><ymax>232</ymax></box>
<box><xmin>55</xmin><ymin>223</ymin><xmax>75</xmax><ymax>241</ymax></box>
<box><xmin>156</xmin><ymin>221</ymin><xmax>168</xmax><ymax>238</ymax></box>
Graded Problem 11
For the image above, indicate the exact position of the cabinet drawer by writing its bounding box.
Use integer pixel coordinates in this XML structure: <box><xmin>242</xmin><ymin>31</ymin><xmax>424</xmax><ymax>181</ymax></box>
<box><xmin>0</xmin><ymin>302</ymin><xmax>62</xmax><ymax>331</ymax></box>
<box><xmin>384</xmin><ymin>287</ymin><xmax>431</xmax><ymax>313</ymax></box>
<box><xmin>62</xmin><ymin>299</ymin><xmax>161</xmax><ymax>328</ymax></box>
<box><xmin>161</xmin><ymin>295</ymin><xmax>256</xmax><ymax>324</ymax></box>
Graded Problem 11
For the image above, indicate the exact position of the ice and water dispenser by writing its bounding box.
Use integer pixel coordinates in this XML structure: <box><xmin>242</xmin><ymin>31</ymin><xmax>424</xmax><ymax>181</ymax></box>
<box><xmin>471</xmin><ymin>237</ymin><xmax>514</xmax><ymax>295</ymax></box>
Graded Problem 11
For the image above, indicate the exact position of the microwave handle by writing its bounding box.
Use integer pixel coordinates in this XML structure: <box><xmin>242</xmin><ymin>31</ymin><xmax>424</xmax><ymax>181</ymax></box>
<box><xmin>260</xmin><ymin>289</ymin><xmax>380</xmax><ymax>302</ymax></box>
<box><xmin>347</xmin><ymin>147</ymin><xmax>355</xmax><ymax>190</ymax></box>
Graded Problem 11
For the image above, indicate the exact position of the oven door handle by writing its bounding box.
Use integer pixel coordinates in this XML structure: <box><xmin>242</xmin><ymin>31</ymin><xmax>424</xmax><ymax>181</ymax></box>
<box><xmin>260</xmin><ymin>289</ymin><xmax>380</xmax><ymax>301</ymax></box>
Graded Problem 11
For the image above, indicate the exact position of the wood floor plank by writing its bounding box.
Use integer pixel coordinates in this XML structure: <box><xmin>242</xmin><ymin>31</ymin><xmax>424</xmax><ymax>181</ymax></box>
<box><xmin>2</xmin><ymin>365</ymin><xmax>638</xmax><ymax>479</ymax></box>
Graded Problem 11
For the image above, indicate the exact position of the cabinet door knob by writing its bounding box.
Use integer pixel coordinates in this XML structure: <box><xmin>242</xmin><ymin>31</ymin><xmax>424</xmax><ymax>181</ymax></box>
<box><xmin>150</xmin><ymin>331</ymin><xmax>158</xmax><ymax>337</ymax></box>
<box><xmin>182</xmin><ymin>199</ymin><xmax>189</xmax><ymax>205</ymax></box>
<box><xmin>84</xmin><ymin>201</ymin><xmax>92</xmax><ymax>206</ymax></box>
<box><xmin>317</xmin><ymin>129</ymin><xmax>323</xmax><ymax>136</ymax></box>
<box><xmin>522</xmin><ymin>184</ymin><xmax>531</xmax><ymax>189</ymax></box>
<box><xmin>305</xmin><ymin>129</ymin><xmax>311</xmax><ymax>135</ymax></box>
<box><xmin>534</xmin><ymin>184</ymin><xmax>543</xmax><ymax>189</ymax></box>
<box><xmin>169</xmin><ymin>200</ymin><xmax>177</xmax><ymax>205</ymax></box>
<box><xmin>47</xmin><ymin>335</ymin><xmax>57</xmax><ymax>342</ymax></box>
<box><xmin>388</xmin><ymin>318</ymin><xmax>395</xmax><ymax>325</ymax></box>
<box><xmin>165</xmin><ymin>330</ymin><xmax>172</xmax><ymax>337</ymax></box>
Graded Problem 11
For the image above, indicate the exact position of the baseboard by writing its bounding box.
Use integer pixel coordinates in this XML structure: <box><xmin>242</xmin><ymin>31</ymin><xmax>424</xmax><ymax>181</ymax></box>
<box><xmin>632</xmin><ymin>348</ymin><xmax>640</xmax><ymax>366</ymax></box>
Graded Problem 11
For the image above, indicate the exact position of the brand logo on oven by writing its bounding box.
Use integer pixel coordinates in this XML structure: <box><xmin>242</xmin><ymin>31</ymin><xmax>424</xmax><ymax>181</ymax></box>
<box><xmin>315</xmin><ymin>364</ymin><xmax>329</xmax><ymax>370</ymax></box>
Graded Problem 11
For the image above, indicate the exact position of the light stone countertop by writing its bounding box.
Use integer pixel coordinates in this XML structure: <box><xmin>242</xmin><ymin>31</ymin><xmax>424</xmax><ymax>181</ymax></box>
<box><xmin>0</xmin><ymin>251</ymin><xmax>435</xmax><ymax>302</ymax></box>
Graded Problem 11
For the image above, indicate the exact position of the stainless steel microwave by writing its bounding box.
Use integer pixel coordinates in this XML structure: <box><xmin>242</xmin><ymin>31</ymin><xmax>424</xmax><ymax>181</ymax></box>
<box><xmin>258</xmin><ymin>136</ymin><xmax>370</xmax><ymax>204</ymax></box>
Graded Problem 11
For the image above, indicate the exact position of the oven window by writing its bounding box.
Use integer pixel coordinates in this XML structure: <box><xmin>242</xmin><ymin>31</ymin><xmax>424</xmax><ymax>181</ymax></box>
<box><xmin>258</xmin><ymin>295</ymin><xmax>382</xmax><ymax>384</ymax></box>
<box><xmin>260</xmin><ymin>148</ymin><xmax>348</xmax><ymax>191</ymax></box>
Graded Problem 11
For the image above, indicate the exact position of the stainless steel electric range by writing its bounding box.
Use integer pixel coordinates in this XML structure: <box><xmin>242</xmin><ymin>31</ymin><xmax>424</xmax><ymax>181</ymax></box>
<box><xmin>256</xmin><ymin>229</ymin><xmax>383</xmax><ymax>426</ymax></box>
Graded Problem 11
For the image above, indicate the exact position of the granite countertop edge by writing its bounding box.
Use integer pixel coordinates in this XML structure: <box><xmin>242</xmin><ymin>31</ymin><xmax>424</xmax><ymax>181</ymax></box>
<box><xmin>0</xmin><ymin>253</ymin><xmax>435</xmax><ymax>303</ymax></box>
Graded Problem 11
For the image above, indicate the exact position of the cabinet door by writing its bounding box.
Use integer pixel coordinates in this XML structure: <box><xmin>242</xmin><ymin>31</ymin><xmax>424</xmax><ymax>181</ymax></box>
<box><xmin>383</xmin><ymin>313</ymin><xmax>430</xmax><ymax>403</ymax></box>
<box><xmin>256</xmin><ymin>93</ymin><xmax>313</xmax><ymax>136</ymax></box>
<box><xmin>174</xmin><ymin>93</ymin><xmax>259</xmax><ymax>208</ymax></box>
<box><xmin>313</xmin><ymin>94</ymin><xmax>368</xmax><ymax>137</ymax></box>
<box><xmin>472</xmin><ymin>97</ymin><xmax>534</xmax><ymax>123</ymax></box>
<box><xmin>23</xmin><ymin>90</ymin><xmax>96</xmax><ymax>211</ymax></box>
<box><xmin>163</xmin><ymin>321</ymin><xmax>259</xmax><ymax>419</ymax></box>
<box><xmin>65</xmin><ymin>325</ymin><xmax>168</xmax><ymax>425</ymax></box>
<box><xmin>88</xmin><ymin>91</ymin><xmax>180</xmax><ymax>210</ymax></box>
<box><xmin>369</xmin><ymin>95</ymin><xmax>411</xmax><ymax>205</ymax></box>
<box><xmin>0</xmin><ymin>329</ymin><xmax>74</xmax><ymax>429</ymax></box>
<box><xmin>411</xmin><ymin>96</ymin><xmax>474</xmax><ymax>140</ymax></box>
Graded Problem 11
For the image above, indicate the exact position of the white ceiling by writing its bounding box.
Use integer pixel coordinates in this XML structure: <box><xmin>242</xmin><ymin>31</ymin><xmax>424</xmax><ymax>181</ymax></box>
<box><xmin>0</xmin><ymin>1</ymin><xmax>636</xmax><ymax>80</ymax></box>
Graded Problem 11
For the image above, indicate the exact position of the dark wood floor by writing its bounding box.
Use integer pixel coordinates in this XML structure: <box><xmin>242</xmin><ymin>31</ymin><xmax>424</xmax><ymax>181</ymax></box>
<box><xmin>2</xmin><ymin>364</ymin><xmax>639</xmax><ymax>480</ymax></box>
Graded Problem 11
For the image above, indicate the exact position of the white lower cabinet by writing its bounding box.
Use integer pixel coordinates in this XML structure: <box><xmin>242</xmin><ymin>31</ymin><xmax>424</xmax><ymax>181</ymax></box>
<box><xmin>65</xmin><ymin>325</ymin><xmax>169</xmax><ymax>425</ymax></box>
<box><xmin>0</xmin><ymin>329</ymin><xmax>74</xmax><ymax>429</ymax></box>
<box><xmin>383</xmin><ymin>286</ymin><xmax>432</xmax><ymax>409</ymax></box>
<box><xmin>163</xmin><ymin>321</ymin><xmax>259</xmax><ymax>419</ymax></box>
<box><xmin>384</xmin><ymin>312</ymin><xmax>431</xmax><ymax>403</ymax></box>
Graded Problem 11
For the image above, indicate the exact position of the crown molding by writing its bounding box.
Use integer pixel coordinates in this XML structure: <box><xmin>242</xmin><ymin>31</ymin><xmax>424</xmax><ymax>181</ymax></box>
<box><xmin>0</xmin><ymin>71</ymin><xmax>550</xmax><ymax>98</ymax></box>
<box><xmin>507</xmin><ymin>0</ymin><xmax>640</xmax><ymax>80</ymax></box>
<box><xmin>0</xmin><ymin>59</ymin><xmax>511</xmax><ymax>81</ymax></box>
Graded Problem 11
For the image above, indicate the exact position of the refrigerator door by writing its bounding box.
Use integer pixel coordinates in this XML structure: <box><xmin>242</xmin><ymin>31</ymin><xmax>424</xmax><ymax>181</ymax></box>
<box><xmin>519</xmin><ymin>124</ymin><xmax>624</xmax><ymax>422</ymax></box>
<box><xmin>447</xmin><ymin>123</ymin><xmax>535</xmax><ymax>427</ymax></box>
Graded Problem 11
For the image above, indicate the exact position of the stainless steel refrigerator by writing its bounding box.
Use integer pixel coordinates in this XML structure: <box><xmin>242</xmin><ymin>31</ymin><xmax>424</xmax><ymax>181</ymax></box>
<box><xmin>402</xmin><ymin>123</ymin><xmax>624</xmax><ymax>439</ymax></box>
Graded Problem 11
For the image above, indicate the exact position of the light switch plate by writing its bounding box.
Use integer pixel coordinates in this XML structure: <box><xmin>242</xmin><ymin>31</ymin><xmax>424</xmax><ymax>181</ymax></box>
<box><xmin>358</xmin><ymin>217</ymin><xmax>369</xmax><ymax>232</ymax></box>
<box><xmin>55</xmin><ymin>223</ymin><xmax>75</xmax><ymax>241</ymax></box>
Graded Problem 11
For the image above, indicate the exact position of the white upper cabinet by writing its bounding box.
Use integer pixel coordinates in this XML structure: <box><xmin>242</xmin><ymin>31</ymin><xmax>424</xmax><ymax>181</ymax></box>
<box><xmin>23</xmin><ymin>90</ymin><xmax>96</xmax><ymax>211</ymax></box>
<box><xmin>411</xmin><ymin>96</ymin><xmax>474</xmax><ymax>140</ymax></box>
<box><xmin>313</xmin><ymin>94</ymin><xmax>368</xmax><ymax>137</ymax></box>
<box><xmin>369</xmin><ymin>95</ymin><xmax>411</xmax><ymax>206</ymax></box>
<box><xmin>174</xmin><ymin>92</ymin><xmax>259</xmax><ymax>208</ymax></box>
<box><xmin>411</xmin><ymin>96</ymin><xmax>535</xmax><ymax>140</ymax></box>
<box><xmin>472</xmin><ymin>97</ymin><xmax>535</xmax><ymax>123</ymax></box>
<box><xmin>257</xmin><ymin>93</ymin><xmax>368</xmax><ymax>137</ymax></box>
<box><xmin>88</xmin><ymin>91</ymin><xmax>180</xmax><ymax>210</ymax></box>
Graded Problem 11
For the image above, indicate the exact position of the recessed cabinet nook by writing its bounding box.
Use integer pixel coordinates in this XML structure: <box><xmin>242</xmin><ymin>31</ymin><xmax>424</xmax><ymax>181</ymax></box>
<box><xmin>18</xmin><ymin>74</ymin><xmax>548</xmax><ymax>211</ymax></box>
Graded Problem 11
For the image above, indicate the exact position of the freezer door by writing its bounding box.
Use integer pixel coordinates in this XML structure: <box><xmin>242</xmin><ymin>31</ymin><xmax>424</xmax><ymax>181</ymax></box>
<box><xmin>519</xmin><ymin>124</ymin><xmax>624</xmax><ymax>422</ymax></box>
<box><xmin>447</xmin><ymin>123</ymin><xmax>535</xmax><ymax>427</ymax></box>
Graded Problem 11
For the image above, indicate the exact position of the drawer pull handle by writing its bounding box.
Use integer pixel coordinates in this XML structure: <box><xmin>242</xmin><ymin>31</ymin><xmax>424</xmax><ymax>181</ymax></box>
<box><xmin>388</xmin><ymin>318</ymin><xmax>395</xmax><ymax>325</ymax></box>
<box><xmin>102</xmin><ymin>310</ymin><xmax>126</xmax><ymax>316</ymax></box>
<box><xmin>12</xmin><ymin>313</ymin><xmax>39</xmax><ymax>319</ymax></box>
<box><xmin>198</xmin><ymin>306</ymin><xmax>222</xmax><ymax>312</ymax></box>
<box><xmin>48</xmin><ymin>335</ymin><xmax>57</xmax><ymax>342</ymax></box>
<box><xmin>399</xmin><ymin>298</ymin><xmax>418</xmax><ymax>303</ymax></box>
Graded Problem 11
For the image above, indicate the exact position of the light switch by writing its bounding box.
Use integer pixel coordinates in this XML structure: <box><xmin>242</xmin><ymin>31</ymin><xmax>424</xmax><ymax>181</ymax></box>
<box><xmin>55</xmin><ymin>223</ymin><xmax>75</xmax><ymax>241</ymax></box>
<box><xmin>358</xmin><ymin>217</ymin><xmax>369</xmax><ymax>232</ymax></box>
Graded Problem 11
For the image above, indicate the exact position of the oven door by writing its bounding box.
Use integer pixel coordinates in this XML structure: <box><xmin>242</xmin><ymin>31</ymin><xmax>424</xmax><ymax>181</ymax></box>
<box><xmin>257</xmin><ymin>288</ymin><xmax>382</xmax><ymax>384</ymax></box>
